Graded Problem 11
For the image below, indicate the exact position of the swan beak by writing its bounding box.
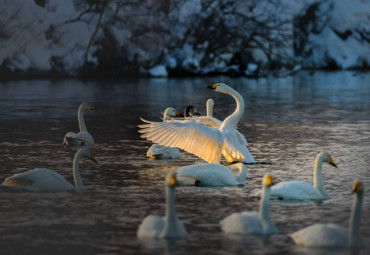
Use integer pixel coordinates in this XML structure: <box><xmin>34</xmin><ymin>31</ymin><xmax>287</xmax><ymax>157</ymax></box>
<box><xmin>207</xmin><ymin>83</ymin><xmax>219</xmax><ymax>90</ymax></box>
<box><xmin>329</xmin><ymin>157</ymin><xmax>337</xmax><ymax>168</ymax></box>
<box><xmin>175</xmin><ymin>110</ymin><xmax>184</xmax><ymax>117</ymax></box>
<box><xmin>89</xmin><ymin>104</ymin><xmax>97</xmax><ymax>110</ymax></box>
<box><xmin>352</xmin><ymin>182</ymin><xmax>362</xmax><ymax>193</ymax></box>
<box><xmin>90</xmin><ymin>153</ymin><xmax>98</xmax><ymax>163</ymax></box>
<box><xmin>262</xmin><ymin>174</ymin><xmax>273</xmax><ymax>187</ymax></box>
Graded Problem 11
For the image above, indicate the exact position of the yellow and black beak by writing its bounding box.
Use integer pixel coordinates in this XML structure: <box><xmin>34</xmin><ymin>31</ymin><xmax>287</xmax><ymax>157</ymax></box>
<box><xmin>175</xmin><ymin>110</ymin><xmax>184</xmax><ymax>117</ymax></box>
<box><xmin>89</xmin><ymin>104</ymin><xmax>97</xmax><ymax>110</ymax></box>
<box><xmin>329</xmin><ymin>156</ymin><xmax>337</xmax><ymax>168</ymax></box>
<box><xmin>166</xmin><ymin>173</ymin><xmax>177</xmax><ymax>187</ymax></box>
<box><xmin>352</xmin><ymin>182</ymin><xmax>362</xmax><ymax>193</ymax></box>
<box><xmin>262</xmin><ymin>174</ymin><xmax>273</xmax><ymax>187</ymax></box>
<box><xmin>90</xmin><ymin>153</ymin><xmax>98</xmax><ymax>163</ymax></box>
<box><xmin>207</xmin><ymin>83</ymin><xmax>219</xmax><ymax>90</ymax></box>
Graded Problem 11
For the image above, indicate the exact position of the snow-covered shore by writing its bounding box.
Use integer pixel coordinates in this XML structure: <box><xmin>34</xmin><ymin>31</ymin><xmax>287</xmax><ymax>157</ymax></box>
<box><xmin>0</xmin><ymin>0</ymin><xmax>368</xmax><ymax>79</ymax></box>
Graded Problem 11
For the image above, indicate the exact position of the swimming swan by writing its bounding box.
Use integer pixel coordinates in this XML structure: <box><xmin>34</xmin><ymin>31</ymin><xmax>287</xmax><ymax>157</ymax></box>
<box><xmin>176</xmin><ymin>163</ymin><xmax>247</xmax><ymax>186</ymax></box>
<box><xmin>1</xmin><ymin>147</ymin><xmax>97</xmax><ymax>192</ymax></box>
<box><xmin>138</xmin><ymin>83</ymin><xmax>254</xmax><ymax>164</ymax></box>
<box><xmin>290</xmin><ymin>182</ymin><xmax>364</xmax><ymax>248</ymax></box>
<box><xmin>137</xmin><ymin>173</ymin><xmax>187</xmax><ymax>239</ymax></box>
<box><xmin>146</xmin><ymin>108</ymin><xmax>182</xmax><ymax>159</ymax></box>
<box><xmin>63</xmin><ymin>102</ymin><xmax>96</xmax><ymax>147</ymax></box>
<box><xmin>220</xmin><ymin>174</ymin><xmax>278</xmax><ymax>235</ymax></box>
<box><xmin>255</xmin><ymin>151</ymin><xmax>337</xmax><ymax>200</ymax></box>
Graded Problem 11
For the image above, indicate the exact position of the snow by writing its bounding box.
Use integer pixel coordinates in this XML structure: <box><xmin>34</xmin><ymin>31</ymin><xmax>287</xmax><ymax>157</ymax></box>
<box><xmin>149</xmin><ymin>65</ymin><xmax>168</xmax><ymax>77</ymax></box>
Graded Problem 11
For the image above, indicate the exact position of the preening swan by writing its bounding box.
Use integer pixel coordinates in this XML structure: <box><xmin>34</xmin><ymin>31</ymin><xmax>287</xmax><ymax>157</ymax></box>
<box><xmin>146</xmin><ymin>108</ymin><xmax>182</xmax><ymax>159</ymax></box>
<box><xmin>137</xmin><ymin>173</ymin><xmax>187</xmax><ymax>239</ymax></box>
<box><xmin>63</xmin><ymin>102</ymin><xmax>96</xmax><ymax>147</ymax></box>
<box><xmin>138</xmin><ymin>83</ymin><xmax>254</xmax><ymax>164</ymax></box>
<box><xmin>220</xmin><ymin>174</ymin><xmax>278</xmax><ymax>235</ymax></box>
<box><xmin>255</xmin><ymin>151</ymin><xmax>337</xmax><ymax>200</ymax></box>
<box><xmin>290</xmin><ymin>182</ymin><xmax>364</xmax><ymax>248</ymax></box>
<box><xmin>176</xmin><ymin>163</ymin><xmax>248</xmax><ymax>187</ymax></box>
<box><xmin>1</xmin><ymin>146</ymin><xmax>97</xmax><ymax>192</ymax></box>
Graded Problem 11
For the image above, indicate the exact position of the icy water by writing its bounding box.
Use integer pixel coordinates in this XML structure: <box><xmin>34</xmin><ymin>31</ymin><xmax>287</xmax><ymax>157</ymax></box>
<box><xmin>0</xmin><ymin>71</ymin><xmax>369</xmax><ymax>255</ymax></box>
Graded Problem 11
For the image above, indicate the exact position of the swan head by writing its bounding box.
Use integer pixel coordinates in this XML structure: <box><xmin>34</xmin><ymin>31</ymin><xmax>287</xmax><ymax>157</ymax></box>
<box><xmin>80</xmin><ymin>102</ymin><xmax>97</xmax><ymax>111</ymax></box>
<box><xmin>79</xmin><ymin>146</ymin><xmax>98</xmax><ymax>163</ymax></box>
<box><xmin>318</xmin><ymin>151</ymin><xmax>337</xmax><ymax>168</ymax></box>
<box><xmin>165</xmin><ymin>173</ymin><xmax>177</xmax><ymax>187</ymax></box>
<box><xmin>163</xmin><ymin>107</ymin><xmax>183</xmax><ymax>118</ymax></box>
<box><xmin>184</xmin><ymin>105</ymin><xmax>200</xmax><ymax>117</ymax></box>
<box><xmin>207</xmin><ymin>83</ymin><xmax>230</xmax><ymax>93</ymax></box>
<box><xmin>262</xmin><ymin>174</ymin><xmax>273</xmax><ymax>187</ymax></box>
<box><xmin>352</xmin><ymin>182</ymin><xmax>363</xmax><ymax>194</ymax></box>
<box><xmin>206</xmin><ymin>99</ymin><xmax>215</xmax><ymax>108</ymax></box>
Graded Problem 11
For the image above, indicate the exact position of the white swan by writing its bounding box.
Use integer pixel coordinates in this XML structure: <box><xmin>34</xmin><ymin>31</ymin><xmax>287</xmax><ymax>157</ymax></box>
<box><xmin>206</xmin><ymin>98</ymin><xmax>215</xmax><ymax>117</ymax></box>
<box><xmin>220</xmin><ymin>174</ymin><xmax>278</xmax><ymax>235</ymax></box>
<box><xmin>137</xmin><ymin>173</ymin><xmax>187</xmax><ymax>239</ymax></box>
<box><xmin>176</xmin><ymin>163</ymin><xmax>247</xmax><ymax>186</ymax></box>
<box><xmin>146</xmin><ymin>108</ymin><xmax>182</xmax><ymax>159</ymax></box>
<box><xmin>138</xmin><ymin>83</ymin><xmax>254</xmax><ymax>164</ymax></box>
<box><xmin>63</xmin><ymin>102</ymin><xmax>96</xmax><ymax>147</ymax></box>
<box><xmin>1</xmin><ymin>147</ymin><xmax>97</xmax><ymax>192</ymax></box>
<box><xmin>290</xmin><ymin>182</ymin><xmax>364</xmax><ymax>248</ymax></box>
<box><xmin>255</xmin><ymin>151</ymin><xmax>337</xmax><ymax>200</ymax></box>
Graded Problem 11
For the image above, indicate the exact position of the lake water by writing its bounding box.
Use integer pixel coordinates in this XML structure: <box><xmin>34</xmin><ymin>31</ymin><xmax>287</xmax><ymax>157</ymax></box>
<box><xmin>0</xmin><ymin>71</ymin><xmax>369</xmax><ymax>255</ymax></box>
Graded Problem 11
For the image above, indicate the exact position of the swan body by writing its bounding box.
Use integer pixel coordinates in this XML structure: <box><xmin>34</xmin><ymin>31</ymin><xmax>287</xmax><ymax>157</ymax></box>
<box><xmin>220</xmin><ymin>174</ymin><xmax>278</xmax><ymax>235</ymax></box>
<box><xmin>290</xmin><ymin>182</ymin><xmax>364</xmax><ymax>248</ymax></box>
<box><xmin>63</xmin><ymin>102</ymin><xmax>96</xmax><ymax>147</ymax></box>
<box><xmin>137</xmin><ymin>174</ymin><xmax>187</xmax><ymax>239</ymax></box>
<box><xmin>2</xmin><ymin>147</ymin><xmax>96</xmax><ymax>192</ymax></box>
<box><xmin>176</xmin><ymin>163</ymin><xmax>247</xmax><ymax>186</ymax></box>
<box><xmin>146</xmin><ymin>108</ymin><xmax>182</xmax><ymax>159</ymax></box>
<box><xmin>139</xmin><ymin>83</ymin><xmax>254</xmax><ymax>164</ymax></box>
<box><xmin>147</xmin><ymin>144</ymin><xmax>182</xmax><ymax>159</ymax></box>
<box><xmin>255</xmin><ymin>151</ymin><xmax>337</xmax><ymax>200</ymax></box>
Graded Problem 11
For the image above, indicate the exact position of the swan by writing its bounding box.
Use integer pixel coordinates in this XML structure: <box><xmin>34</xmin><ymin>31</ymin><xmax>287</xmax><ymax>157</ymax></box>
<box><xmin>255</xmin><ymin>151</ymin><xmax>337</xmax><ymax>200</ymax></box>
<box><xmin>137</xmin><ymin>173</ymin><xmax>187</xmax><ymax>239</ymax></box>
<box><xmin>138</xmin><ymin>83</ymin><xmax>255</xmax><ymax>164</ymax></box>
<box><xmin>176</xmin><ymin>163</ymin><xmax>248</xmax><ymax>186</ymax></box>
<box><xmin>290</xmin><ymin>181</ymin><xmax>364</xmax><ymax>248</ymax></box>
<box><xmin>184</xmin><ymin>105</ymin><xmax>200</xmax><ymax>117</ymax></box>
<box><xmin>146</xmin><ymin>108</ymin><xmax>182</xmax><ymax>159</ymax></box>
<box><xmin>63</xmin><ymin>102</ymin><xmax>96</xmax><ymax>147</ymax></box>
<box><xmin>1</xmin><ymin>146</ymin><xmax>97</xmax><ymax>192</ymax></box>
<box><xmin>220</xmin><ymin>174</ymin><xmax>278</xmax><ymax>235</ymax></box>
<box><xmin>206</xmin><ymin>98</ymin><xmax>215</xmax><ymax>117</ymax></box>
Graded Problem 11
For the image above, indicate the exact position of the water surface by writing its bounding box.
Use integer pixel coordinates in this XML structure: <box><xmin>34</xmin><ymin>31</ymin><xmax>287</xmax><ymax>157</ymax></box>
<box><xmin>0</xmin><ymin>71</ymin><xmax>369</xmax><ymax>254</ymax></box>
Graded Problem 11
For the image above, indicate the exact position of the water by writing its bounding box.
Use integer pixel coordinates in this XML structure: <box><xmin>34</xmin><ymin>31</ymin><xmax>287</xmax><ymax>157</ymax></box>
<box><xmin>0</xmin><ymin>71</ymin><xmax>369</xmax><ymax>255</ymax></box>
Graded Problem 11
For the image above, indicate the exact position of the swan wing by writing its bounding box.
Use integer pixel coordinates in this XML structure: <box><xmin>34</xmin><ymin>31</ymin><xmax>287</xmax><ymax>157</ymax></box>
<box><xmin>177</xmin><ymin>163</ymin><xmax>237</xmax><ymax>186</ymax></box>
<box><xmin>3</xmin><ymin>168</ymin><xmax>74</xmax><ymax>192</ymax></box>
<box><xmin>220</xmin><ymin>212</ymin><xmax>262</xmax><ymax>234</ymax></box>
<box><xmin>137</xmin><ymin>215</ymin><xmax>165</xmax><ymax>238</ymax></box>
<box><xmin>222</xmin><ymin>131</ymin><xmax>254</xmax><ymax>163</ymax></box>
<box><xmin>195</xmin><ymin>116</ymin><xmax>222</xmax><ymax>128</ymax></box>
<box><xmin>139</xmin><ymin>118</ymin><xmax>223</xmax><ymax>163</ymax></box>
<box><xmin>290</xmin><ymin>223</ymin><xmax>348</xmax><ymax>247</ymax></box>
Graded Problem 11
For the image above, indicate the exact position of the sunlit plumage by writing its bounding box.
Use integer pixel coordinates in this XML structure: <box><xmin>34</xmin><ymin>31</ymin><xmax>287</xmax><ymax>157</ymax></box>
<box><xmin>138</xmin><ymin>83</ymin><xmax>254</xmax><ymax>163</ymax></box>
<box><xmin>63</xmin><ymin>102</ymin><xmax>96</xmax><ymax>147</ymax></box>
<box><xmin>255</xmin><ymin>151</ymin><xmax>337</xmax><ymax>200</ymax></box>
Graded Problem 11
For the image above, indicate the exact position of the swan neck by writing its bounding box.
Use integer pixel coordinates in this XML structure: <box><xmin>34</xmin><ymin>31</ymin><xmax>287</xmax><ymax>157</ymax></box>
<box><xmin>348</xmin><ymin>192</ymin><xmax>363</xmax><ymax>247</ymax></box>
<box><xmin>259</xmin><ymin>185</ymin><xmax>271</xmax><ymax>222</ymax></box>
<box><xmin>207</xmin><ymin>103</ymin><xmax>213</xmax><ymax>117</ymax></box>
<box><xmin>313</xmin><ymin>156</ymin><xmax>329</xmax><ymax>199</ymax></box>
<box><xmin>220</xmin><ymin>87</ymin><xmax>244</xmax><ymax>129</ymax></box>
<box><xmin>163</xmin><ymin>185</ymin><xmax>177</xmax><ymax>236</ymax></box>
<box><xmin>78</xmin><ymin>107</ymin><xmax>87</xmax><ymax>132</ymax></box>
<box><xmin>73</xmin><ymin>150</ymin><xmax>84</xmax><ymax>190</ymax></box>
<box><xmin>235</xmin><ymin>164</ymin><xmax>247</xmax><ymax>185</ymax></box>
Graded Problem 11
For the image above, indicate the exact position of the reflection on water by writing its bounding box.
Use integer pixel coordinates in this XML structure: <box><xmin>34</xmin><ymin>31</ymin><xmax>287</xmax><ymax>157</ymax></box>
<box><xmin>0</xmin><ymin>71</ymin><xmax>369</xmax><ymax>254</ymax></box>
